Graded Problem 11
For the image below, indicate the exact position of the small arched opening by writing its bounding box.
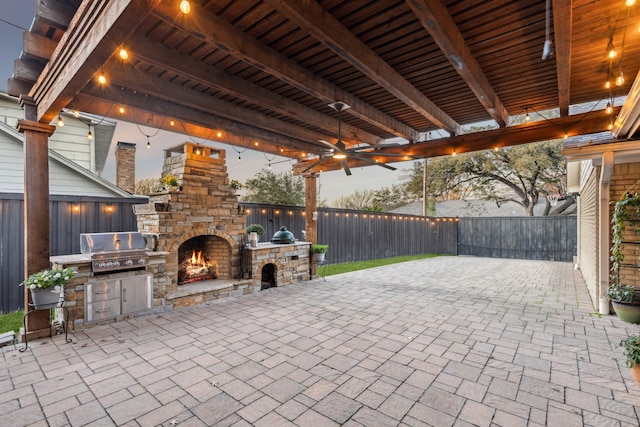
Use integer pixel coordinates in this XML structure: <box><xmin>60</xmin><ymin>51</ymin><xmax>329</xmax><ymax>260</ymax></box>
<box><xmin>261</xmin><ymin>263</ymin><xmax>276</xmax><ymax>290</ymax></box>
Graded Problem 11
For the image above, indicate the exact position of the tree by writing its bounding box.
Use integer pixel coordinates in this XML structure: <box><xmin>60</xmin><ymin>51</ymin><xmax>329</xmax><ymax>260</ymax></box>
<box><xmin>242</xmin><ymin>169</ymin><xmax>305</xmax><ymax>206</ymax></box>
<box><xmin>404</xmin><ymin>140</ymin><xmax>569</xmax><ymax>216</ymax></box>
<box><xmin>333</xmin><ymin>189</ymin><xmax>378</xmax><ymax>210</ymax></box>
<box><xmin>135</xmin><ymin>178</ymin><xmax>162</xmax><ymax>195</ymax></box>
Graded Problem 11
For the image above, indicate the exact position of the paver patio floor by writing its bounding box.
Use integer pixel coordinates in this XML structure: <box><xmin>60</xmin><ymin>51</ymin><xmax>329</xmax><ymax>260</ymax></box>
<box><xmin>2</xmin><ymin>256</ymin><xmax>640</xmax><ymax>426</ymax></box>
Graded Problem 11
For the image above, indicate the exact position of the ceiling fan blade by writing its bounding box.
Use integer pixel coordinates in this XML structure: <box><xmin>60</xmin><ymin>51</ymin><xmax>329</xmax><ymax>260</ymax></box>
<box><xmin>318</xmin><ymin>139</ymin><xmax>336</xmax><ymax>150</ymax></box>
<box><xmin>340</xmin><ymin>159</ymin><xmax>352</xmax><ymax>176</ymax></box>
<box><xmin>362</xmin><ymin>142</ymin><xmax>400</xmax><ymax>149</ymax></box>
<box><xmin>349</xmin><ymin>154</ymin><xmax>397</xmax><ymax>171</ymax></box>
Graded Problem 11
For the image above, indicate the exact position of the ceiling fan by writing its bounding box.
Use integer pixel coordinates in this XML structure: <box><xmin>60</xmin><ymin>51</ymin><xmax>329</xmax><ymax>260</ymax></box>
<box><xmin>302</xmin><ymin>101</ymin><xmax>410</xmax><ymax>176</ymax></box>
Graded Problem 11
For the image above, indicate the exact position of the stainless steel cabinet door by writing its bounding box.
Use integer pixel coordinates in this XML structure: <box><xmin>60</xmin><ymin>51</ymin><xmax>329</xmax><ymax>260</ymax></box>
<box><xmin>121</xmin><ymin>274</ymin><xmax>152</xmax><ymax>314</ymax></box>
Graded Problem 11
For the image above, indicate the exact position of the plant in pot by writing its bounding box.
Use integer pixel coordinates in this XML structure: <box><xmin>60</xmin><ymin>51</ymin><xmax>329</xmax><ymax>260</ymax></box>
<box><xmin>310</xmin><ymin>244</ymin><xmax>329</xmax><ymax>263</ymax></box>
<box><xmin>620</xmin><ymin>334</ymin><xmax>640</xmax><ymax>389</ymax></box>
<box><xmin>246</xmin><ymin>224</ymin><xmax>265</xmax><ymax>247</ymax></box>
<box><xmin>606</xmin><ymin>284</ymin><xmax>640</xmax><ymax>323</ymax></box>
<box><xmin>20</xmin><ymin>267</ymin><xmax>76</xmax><ymax>309</ymax></box>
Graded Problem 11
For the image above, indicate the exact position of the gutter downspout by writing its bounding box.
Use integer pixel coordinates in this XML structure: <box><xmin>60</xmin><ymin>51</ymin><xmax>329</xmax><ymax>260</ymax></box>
<box><xmin>598</xmin><ymin>151</ymin><xmax>614</xmax><ymax>315</ymax></box>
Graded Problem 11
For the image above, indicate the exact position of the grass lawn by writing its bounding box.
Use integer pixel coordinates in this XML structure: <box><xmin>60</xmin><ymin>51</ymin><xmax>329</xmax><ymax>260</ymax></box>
<box><xmin>0</xmin><ymin>254</ymin><xmax>444</xmax><ymax>334</ymax></box>
<box><xmin>0</xmin><ymin>310</ymin><xmax>23</xmax><ymax>334</ymax></box>
<box><xmin>322</xmin><ymin>253</ymin><xmax>443</xmax><ymax>276</ymax></box>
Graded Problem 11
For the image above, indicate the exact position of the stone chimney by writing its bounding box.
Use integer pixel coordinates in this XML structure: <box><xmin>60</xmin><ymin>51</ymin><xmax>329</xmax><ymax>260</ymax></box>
<box><xmin>115</xmin><ymin>141</ymin><xmax>136</xmax><ymax>193</ymax></box>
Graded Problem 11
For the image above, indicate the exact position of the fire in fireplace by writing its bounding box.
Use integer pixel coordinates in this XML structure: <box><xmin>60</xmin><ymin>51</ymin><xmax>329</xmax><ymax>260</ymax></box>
<box><xmin>180</xmin><ymin>250</ymin><xmax>217</xmax><ymax>284</ymax></box>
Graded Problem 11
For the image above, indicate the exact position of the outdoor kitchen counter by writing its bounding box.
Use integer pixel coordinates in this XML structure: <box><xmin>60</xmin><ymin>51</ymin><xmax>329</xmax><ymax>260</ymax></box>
<box><xmin>50</xmin><ymin>252</ymin><xmax>170</xmax><ymax>330</ymax></box>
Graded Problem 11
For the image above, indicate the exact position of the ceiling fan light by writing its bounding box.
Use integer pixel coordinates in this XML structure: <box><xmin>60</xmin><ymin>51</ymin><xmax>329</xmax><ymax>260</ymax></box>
<box><xmin>333</xmin><ymin>153</ymin><xmax>347</xmax><ymax>159</ymax></box>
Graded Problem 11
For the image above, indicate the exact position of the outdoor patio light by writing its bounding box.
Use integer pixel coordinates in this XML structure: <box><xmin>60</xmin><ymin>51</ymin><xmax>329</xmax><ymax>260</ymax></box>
<box><xmin>180</xmin><ymin>0</ymin><xmax>191</xmax><ymax>14</ymax></box>
<box><xmin>57</xmin><ymin>114</ymin><xmax>64</xmax><ymax>127</ymax></box>
<box><xmin>118</xmin><ymin>48</ymin><xmax>129</xmax><ymax>60</ymax></box>
<box><xmin>97</xmin><ymin>73</ymin><xmax>106</xmax><ymax>85</ymax></box>
<box><xmin>87</xmin><ymin>125</ymin><xmax>93</xmax><ymax>140</ymax></box>
<box><xmin>627</xmin><ymin>0</ymin><xmax>636</xmax><ymax>6</ymax></box>
<box><xmin>607</xmin><ymin>37</ymin><xmax>617</xmax><ymax>59</ymax></box>
<box><xmin>616</xmin><ymin>71</ymin><xmax>625</xmax><ymax>86</ymax></box>
<box><xmin>606</xmin><ymin>101</ymin><xmax>613</xmax><ymax>114</ymax></box>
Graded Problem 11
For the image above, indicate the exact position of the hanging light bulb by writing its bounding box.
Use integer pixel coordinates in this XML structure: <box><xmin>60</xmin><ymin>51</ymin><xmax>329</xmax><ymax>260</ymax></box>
<box><xmin>268</xmin><ymin>163</ymin><xmax>272</xmax><ymax>170</ymax></box>
<box><xmin>525</xmin><ymin>109</ymin><xmax>530</xmax><ymax>121</ymax></box>
<box><xmin>217</xmin><ymin>131</ymin><xmax>222</xmax><ymax>138</ymax></box>
<box><xmin>607</xmin><ymin>36</ymin><xmax>616</xmax><ymax>59</ymax></box>
<box><xmin>605</xmin><ymin>79</ymin><xmax>611</xmax><ymax>89</ymax></box>
<box><xmin>627</xmin><ymin>0</ymin><xmax>636</xmax><ymax>6</ymax></box>
<box><xmin>606</xmin><ymin>101</ymin><xmax>613</xmax><ymax>115</ymax></box>
<box><xmin>73</xmin><ymin>109</ymin><xmax>80</xmax><ymax>118</ymax></box>
<box><xmin>180</xmin><ymin>0</ymin><xmax>191</xmax><ymax>14</ymax></box>
<box><xmin>119</xmin><ymin>106</ymin><xmax>125</xmax><ymax>114</ymax></box>
<box><xmin>616</xmin><ymin>71</ymin><xmax>625</xmax><ymax>86</ymax></box>
<box><xmin>146</xmin><ymin>136</ymin><xmax>150</xmax><ymax>149</ymax></box>
<box><xmin>97</xmin><ymin>73</ymin><xmax>106</xmax><ymax>85</ymax></box>
<box><xmin>170</xmin><ymin>120</ymin><xmax>175</xmax><ymax>127</ymax></box>
<box><xmin>238</xmin><ymin>154</ymin><xmax>241</xmax><ymax>162</ymax></box>
<box><xmin>87</xmin><ymin>125</ymin><xmax>93</xmax><ymax>140</ymax></box>
<box><xmin>118</xmin><ymin>48</ymin><xmax>129</xmax><ymax>60</ymax></box>
<box><xmin>608</xmin><ymin>121</ymin><xmax>614</xmax><ymax>131</ymax></box>
<box><xmin>57</xmin><ymin>114</ymin><xmax>64</xmax><ymax>127</ymax></box>
<box><xmin>564</xmin><ymin>132</ymin><xmax>568</xmax><ymax>139</ymax></box>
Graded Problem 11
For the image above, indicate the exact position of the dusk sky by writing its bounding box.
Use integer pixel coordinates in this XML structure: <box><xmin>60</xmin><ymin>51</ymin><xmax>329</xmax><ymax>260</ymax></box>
<box><xmin>0</xmin><ymin>1</ymin><xmax>414</xmax><ymax>204</ymax></box>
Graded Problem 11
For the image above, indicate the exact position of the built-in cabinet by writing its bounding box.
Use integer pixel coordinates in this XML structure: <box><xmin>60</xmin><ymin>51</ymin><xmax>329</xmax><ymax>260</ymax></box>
<box><xmin>86</xmin><ymin>274</ymin><xmax>152</xmax><ymax>322</ymax></box>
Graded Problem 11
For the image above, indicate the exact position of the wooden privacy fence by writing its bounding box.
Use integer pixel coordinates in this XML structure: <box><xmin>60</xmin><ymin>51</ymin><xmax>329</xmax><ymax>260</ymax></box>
<box><xmin>457</xmin><ymin>216</ymin><xmax>577</xmax><ymax>261</ymax></box>
<box><xmin>242</xmin><ymin>203</ymin><xmax>459</xmax><ymax>264</ymax></box>
<box><xmin>0</xmin><ymin>194</ymin><xmax>145</xmax><ymax>312</ymax></box>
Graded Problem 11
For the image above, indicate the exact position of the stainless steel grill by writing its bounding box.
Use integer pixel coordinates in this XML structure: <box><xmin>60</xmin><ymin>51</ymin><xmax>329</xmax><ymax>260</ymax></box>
<box><xmin>80</xmin><ymin>232</ymin><xmax>149</xmax><ymax>273</ymax></box>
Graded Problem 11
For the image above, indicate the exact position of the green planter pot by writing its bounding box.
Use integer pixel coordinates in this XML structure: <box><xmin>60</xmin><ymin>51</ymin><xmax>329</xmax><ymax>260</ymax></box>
<box><xmin>612</xmin><ymin>300</ymin><xmax>640</xmax><ymax>324</ymax></box>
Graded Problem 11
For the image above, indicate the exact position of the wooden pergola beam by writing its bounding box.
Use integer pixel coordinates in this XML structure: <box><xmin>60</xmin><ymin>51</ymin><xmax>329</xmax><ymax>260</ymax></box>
<box><xmin>294</xmin><ymin>108</ymin><xmax>618</xmax><ymax>173</ymax></box>
<box><xmin>152</xmin><ymin>1</ymin><xmax>420</xmax><ymax>141</ymax></box>
<box><xmin>265</xmin><ymin>0</ymin><xmax>461</xmax><ymax>135</ymax></box>
<box><xmin>75</xmin><ymin>88</ymin><xmax>322</xmax><ymax>156</ymax></box>
<box><xmin>103</xmin><ymin>63</ymin><xmax>335</xmax><ymax>148</ymax></box>
<box><xmin>406</xmin><ymin>0</ymin><xmax>509</xmax><ymax>127</ymax></box>
<box><xmin>29</xmin><ymin>0</ymin><xmax>160</xmax><ymax>123</ymax></box>
<box><xmin>552</xmin><ymin>0</ymin><xmax>572</xmax><ymax>116</ymax></box>
<box><xmin>35</xmin><ymin>0</ymin><xmax>75</xmax><ymax>30</ymax></box>
<box><xmin>127</xmin><ymin>34</ymin><xmax>382</xmax><ymax>147</ymax></box>
<box><xmin>22</xmin><ymin>32</ymin><xmax>58</xmax><ymax>62</ymax></box>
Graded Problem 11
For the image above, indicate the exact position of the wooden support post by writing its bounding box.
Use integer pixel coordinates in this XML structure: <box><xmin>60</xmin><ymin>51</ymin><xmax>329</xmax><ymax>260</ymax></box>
<box><xmin>17</xmin><ymin>96</ymin><xmax>56</xmax><ymax>340</ymax></box>
<box><xmin>304</xmin><ymin>173</ymin><xmax>318</xmax><ymax>276</ymax></box>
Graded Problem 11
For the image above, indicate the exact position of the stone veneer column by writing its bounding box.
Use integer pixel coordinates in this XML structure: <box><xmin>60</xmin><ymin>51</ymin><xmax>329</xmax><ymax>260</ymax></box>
<box><xmin>115</xmin><ymin>141</ymin><xmax>136</xmax><ymax>193</ymax></box>
<box><xmin>17</xmin><ymin>96</ymin><xmax>56</xmax><ymax>339</ymax></box>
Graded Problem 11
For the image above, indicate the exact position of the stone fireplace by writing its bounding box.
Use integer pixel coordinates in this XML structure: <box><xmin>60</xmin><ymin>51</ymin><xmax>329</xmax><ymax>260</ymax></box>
<box><xmin>135</xmin><ymin>142</ymin><xmax>246</xmax><ymax>296</ymax></box>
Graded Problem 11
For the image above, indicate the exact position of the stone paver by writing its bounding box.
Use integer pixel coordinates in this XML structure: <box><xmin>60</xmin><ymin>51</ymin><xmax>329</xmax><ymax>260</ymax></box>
<box><xmin>2</xmin><ymin>257</ymin><xmax>640</xmax><ymax>426</ymax></box>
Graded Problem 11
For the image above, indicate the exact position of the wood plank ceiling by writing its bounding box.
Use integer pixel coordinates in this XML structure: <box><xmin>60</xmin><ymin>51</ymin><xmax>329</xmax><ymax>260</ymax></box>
<box><xmin>7</xmin><ymin>0</ymin><xmax>640</xmax><ymax>174</ymax></box>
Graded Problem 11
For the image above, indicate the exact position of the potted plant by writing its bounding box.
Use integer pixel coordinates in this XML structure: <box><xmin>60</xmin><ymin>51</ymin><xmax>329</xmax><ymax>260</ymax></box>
<box><xmin>310</xmin><ymin>244</ymin><xmax>329</xmax><ymax>263</ymax></box>
<box><xmin>161</xmin><ymin>173</ymin><xmax>181</xmax><ymax>191</ymax></box>
<box><xmin>20</xmin><ymin>267</ymin><xmax>76</xmax><ymax>309</ymax></box>
<box><xmin>606</xmin><ymin>284</ymin><xmax>640</xmax><ymax>323</ymax></box>
<box><xmin>620</xmin><ymin>335</ymin><xmax>640</xmax><ymax>388</ymax></box>
<box><xmin>246</xmin><ymin>224</ymin><xmax>265</xmax><ymax>247</ymax></box>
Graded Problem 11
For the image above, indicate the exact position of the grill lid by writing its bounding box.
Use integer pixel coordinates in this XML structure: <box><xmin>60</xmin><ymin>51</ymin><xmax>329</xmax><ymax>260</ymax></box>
<box><xmin>80</xmin><ymin>232</ymin><xmax>147</xmax><ymax>254</ymax></box>
<box><xmin>271</xmin><ymin>226</ymin><xmax>295</xmax><ymax>244</ymax></box>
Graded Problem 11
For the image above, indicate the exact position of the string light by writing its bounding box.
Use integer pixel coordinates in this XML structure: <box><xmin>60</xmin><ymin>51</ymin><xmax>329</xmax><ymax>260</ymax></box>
<box><xmin>217</xmin><ymin>131</ymin><xmax>222</xmax><ymax>138</ymax></box>
<box><xmin>146</xmin><ymin>136</ymin><xmax>151</xmax><ymax>149</ymax></box>
<box><xmin>57</xmin><ymin>113</ymin><xmax>64</xmax><ymax>127</ymax></box>
<box><xmin>73</xmin><ymin>109</ymin><xmax>80</xmax><ymax>118</ymax></box>
<box><xmin>180</xmin><ymin>0</ymin><xmax>191</xmax><ymax>14</ymax></box>
<box><xmin>525</xmin><ymin>109</ymin><xmax>530</xmax><ymax>121</ymax></box>
<box><xmin>119</xmin><ymin>106</ymin><xmax>125</xmax><ymax>114</ymax></box>
<box><xmin>97</xmin><ymin>73</ymin><xmax>106</xmax><ymax>85</ymax></box>
<box><xmin>606</xmin><ymin>101</ymin><xmax>613</xmax><ymax>115</ymax></box>
<box><xmin>564</xmin><ymin>131</ymin><xmax>568</xmax><ymax>139</ymax></box>
<box><xmin>87</xmin><ymin>126</ymin><xmax>93</xmax><ymax>140</ymax></box>
<box><xmin>170</xmin><ymin>120</ymin><xmax>175</xmax><ymax>127</ymax></box>
<box><xmin>627</xmin><ymin>0</ymin><xmax>636</xmax><ymax>6</ymax></box>
<box><xmin>118</xmin><ymin>48</ymin><xmax>129</xmax><ymax>60</ymax></box>
<box><xmin>607</xmin><ymin>36</ymin><xmax>617</xmax><ymax>59</ymax></box>
<box><xmin>616</xmin><ymin>71</ymin><xmax>625</xmax><ymax>86</ymax></box>
<box><xmin>605</xmin><ymin>79</ymin><xmax>611</xmax><ymax>89</ymax></box>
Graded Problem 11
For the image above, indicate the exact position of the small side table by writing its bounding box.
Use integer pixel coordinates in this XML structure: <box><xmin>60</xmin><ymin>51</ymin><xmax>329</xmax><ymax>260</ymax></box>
<box><xmin>20</xmin><ymin>301</ymin><xmax>71</xmax><ymax>352</ymax></box>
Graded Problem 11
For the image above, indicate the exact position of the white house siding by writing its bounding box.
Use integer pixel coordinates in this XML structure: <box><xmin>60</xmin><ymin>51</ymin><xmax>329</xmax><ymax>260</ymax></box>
<box><xmin>577</xmin><ymin>164</ymin><xmax>598</xmax><ymax>308</ymax></box>
<box><xmin>47</xmin><ymin>121</ymin><xmax>95</xmax><ymax>172</ymax></box>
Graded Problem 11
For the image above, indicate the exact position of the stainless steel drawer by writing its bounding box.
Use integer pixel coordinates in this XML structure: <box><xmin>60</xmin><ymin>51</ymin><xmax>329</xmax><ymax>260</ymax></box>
<box><xmin>87</xmin><ymin>279</ymin><xmax>120</xmax><ymax>303</ymax></box>
<box><xmin>86</xmin><ymin>300</ymin><xmax>121</xmax><ymax>322</ymax></box>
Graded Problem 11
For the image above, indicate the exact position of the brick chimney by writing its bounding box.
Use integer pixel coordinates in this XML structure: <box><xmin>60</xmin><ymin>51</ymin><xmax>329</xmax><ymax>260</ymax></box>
<box><xmin>115</xmin><ymin>141</ymin><xmax>136</xmax><ymax>193</ymax></box>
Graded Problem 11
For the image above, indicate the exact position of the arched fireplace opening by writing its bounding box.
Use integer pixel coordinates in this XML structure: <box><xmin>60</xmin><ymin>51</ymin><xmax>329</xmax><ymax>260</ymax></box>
<box><xmin>261</xmin><ymin>263</ymin><xmax>276</xmax><ymax>290</ymax></box>
<box><xmin>178</xmin><ymin>235</ymin><xmax>231</xmax><ymax>285</ymax></box>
